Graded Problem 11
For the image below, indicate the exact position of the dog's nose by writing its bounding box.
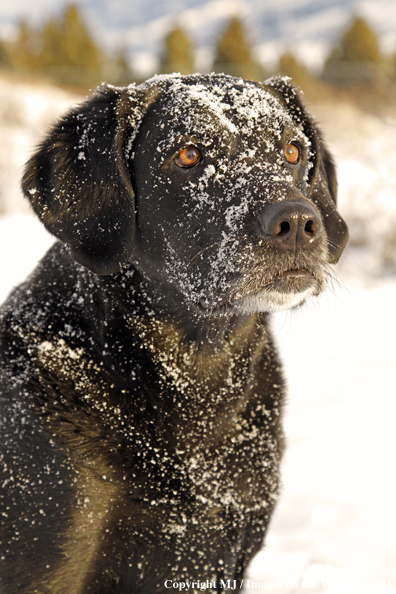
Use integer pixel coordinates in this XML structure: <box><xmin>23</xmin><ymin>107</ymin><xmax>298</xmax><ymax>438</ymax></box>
<box><xmin>257</xmin><ymin>200</ymin><xmax>322</xmax><ymax>251</ymax></box>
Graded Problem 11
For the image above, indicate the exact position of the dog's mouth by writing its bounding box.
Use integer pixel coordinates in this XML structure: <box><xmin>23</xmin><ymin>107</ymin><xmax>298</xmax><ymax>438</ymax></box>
<box><xmin>198</xmin><ymin>266</ymin><xmax>321</xmax><ymax>315</ymax></box>
<box><xmin>271</xmin><ymin>268</ymin><xmax>315</xmax><ymax>292</ymax></box>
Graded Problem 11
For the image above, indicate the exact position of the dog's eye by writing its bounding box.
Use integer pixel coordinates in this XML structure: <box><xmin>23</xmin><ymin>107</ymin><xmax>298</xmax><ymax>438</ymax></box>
<box><xmin>284</xmin><ymin>144</ymin><xmax>300</xmax><ymax>164</ymax></box>
<box><xmin>175</xmin><ymin>146</ymin><xmax>202</xmax><ymax>168</ymax></box>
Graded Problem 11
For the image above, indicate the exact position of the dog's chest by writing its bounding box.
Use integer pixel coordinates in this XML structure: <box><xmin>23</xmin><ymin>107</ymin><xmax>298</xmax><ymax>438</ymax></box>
<box><xmin>31</xmin><ymin>314</ymin><xmax>283</xmax><ymax>510</ymax></box>
<box><xmin>121</xmin><ymin>317</ymin><xmax>283</xmax><ymax>514</ymax></box>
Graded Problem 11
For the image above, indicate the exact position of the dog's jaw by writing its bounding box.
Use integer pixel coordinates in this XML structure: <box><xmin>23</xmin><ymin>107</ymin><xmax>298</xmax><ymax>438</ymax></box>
<box><xmin>228</xmin><ymin>261</ymin><xmax>328</xmax><ymax>314</ymax></box>
<box><xmin>232</xmin><ymin>284</ymin><xmax>318</xmax><ymax>314</ymax></box>
<box><xmin>198</xmin><ymin>282</ymin><xmax>321</xmax><ymax>316</ymax></box>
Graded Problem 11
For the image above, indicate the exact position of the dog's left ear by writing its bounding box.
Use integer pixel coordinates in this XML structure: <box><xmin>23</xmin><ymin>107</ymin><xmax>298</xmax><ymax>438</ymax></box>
<box><xmin>22</xmin><ymin>84</ymin><xmax>155</xmax><ymax>275</ymax></box>
<box><xmin>264</xmin><ymin>77</ymin><xmax>348</xmax><ymax>263</ymax></box>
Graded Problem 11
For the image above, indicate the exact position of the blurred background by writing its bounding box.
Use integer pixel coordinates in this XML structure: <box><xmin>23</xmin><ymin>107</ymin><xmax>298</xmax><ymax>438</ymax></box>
<box><xmin>0</xmin><ymin>1</ymin><xmax>396</xmax><ymax>592</ymax></box>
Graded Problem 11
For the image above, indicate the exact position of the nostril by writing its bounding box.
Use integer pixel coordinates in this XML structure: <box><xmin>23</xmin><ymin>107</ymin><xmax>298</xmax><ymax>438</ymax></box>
<box><xmin>278</xmin><ymin>221</ymin><xmax>291</xmax><ymax>237</ymax></box>
<box><xmin>304</xmin><ymin>219</ymin><xmax>315</xmax><ymax>236</ymax></box>
<box><xmin>304</xmin><ymin>217</ymin><xmax>322</xmax><ymax>238</ymax></box>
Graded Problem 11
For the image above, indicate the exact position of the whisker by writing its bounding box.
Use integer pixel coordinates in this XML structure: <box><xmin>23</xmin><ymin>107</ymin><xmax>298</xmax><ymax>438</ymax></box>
<box><xmin>187</xmin><ymin>243</ymin><xmax>220</xmax><ymax>266</ymax></box>
<box><xmin>324</xmin><ymin>264</ymin><xmax>349</xmax><ymax>299</ymax></box>
<box><xmin>327</xmin><ymin>238</ymin><xmax>342</xmax><ymax>250</ymax></box>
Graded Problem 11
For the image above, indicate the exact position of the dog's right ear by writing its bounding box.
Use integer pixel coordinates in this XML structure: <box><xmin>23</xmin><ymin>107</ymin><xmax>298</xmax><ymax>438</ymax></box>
<box><xmin>22</xmin><ymin>84</ymin><xmax>156</xmax><ymax>275</ymax></box>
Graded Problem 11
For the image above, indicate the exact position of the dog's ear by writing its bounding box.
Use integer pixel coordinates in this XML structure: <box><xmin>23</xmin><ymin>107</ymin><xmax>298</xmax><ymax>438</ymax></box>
<box><xmin>264</xmin><ymin>77</ymin><xmax>348</xmax><ymax>263</ymax></box>
<box><xmin>311</xmin><ymin>137</ymin><xmax>349</xmax><ymax>263</ymax></box>
<box><xmin>22</xmin><ymin>84</ymin><xmax>154</xmax><ymax>275</ymax></box>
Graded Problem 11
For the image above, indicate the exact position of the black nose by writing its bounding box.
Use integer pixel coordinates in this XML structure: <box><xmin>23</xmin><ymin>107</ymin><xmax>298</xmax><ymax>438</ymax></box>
<box><xmin>257</xmin><ymin>200</ymin><xmax>322</xmax><ymax>252</ymax></box>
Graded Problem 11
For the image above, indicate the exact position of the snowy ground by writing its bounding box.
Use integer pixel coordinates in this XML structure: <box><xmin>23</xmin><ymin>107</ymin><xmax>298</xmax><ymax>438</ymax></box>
<box><xmin>1</xmin><ymin>77</ymin><xmax>396</xmax><ymax>592</ymax></box>
<box><xmin>249</xmin><ymin>273</ymin><xmax>396</xmax><ymax>592</ymax></box>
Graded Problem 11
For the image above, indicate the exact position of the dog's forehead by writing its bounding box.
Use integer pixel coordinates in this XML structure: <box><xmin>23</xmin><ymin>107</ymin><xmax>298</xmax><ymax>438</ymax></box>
<box><xmin>137</xmin><ymin>75</ymin><xmax>301</xmax><ymax>140</ymax></box>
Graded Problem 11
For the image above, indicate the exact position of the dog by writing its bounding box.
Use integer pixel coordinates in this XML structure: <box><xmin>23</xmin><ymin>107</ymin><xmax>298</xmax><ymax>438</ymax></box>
<box><xmin>0</xmin><ymin>73</ymin><xmax>348</xmax><ymax>593</ymax></box>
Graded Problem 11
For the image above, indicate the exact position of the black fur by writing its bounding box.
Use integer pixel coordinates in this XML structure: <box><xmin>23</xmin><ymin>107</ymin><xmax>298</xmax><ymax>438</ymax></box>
<box><xmin>0</xmin><ymin>74</ymin><xmax>348</xmax><ymax>593</ymax></box>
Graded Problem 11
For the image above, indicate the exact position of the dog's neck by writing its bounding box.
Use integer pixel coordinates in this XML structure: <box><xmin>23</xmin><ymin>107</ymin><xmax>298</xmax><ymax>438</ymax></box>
<box><xmin>97</xmin><ymin>262</ymin><xmax>267</xmax><ymax>352</ymax></box>
<box><xmin>121</xmin><ymin>310</ymin><xmax>273</xmax><ymax>451</ymax></box>
<box><xmin>95</xmin><ymin>267</ymin><xmax>272</xmax><ymax>410</ymax></box>
<box><xmin>126</xmin><ymin>312</ymin><xmax>262</xmax><ymax>373</ymax></box>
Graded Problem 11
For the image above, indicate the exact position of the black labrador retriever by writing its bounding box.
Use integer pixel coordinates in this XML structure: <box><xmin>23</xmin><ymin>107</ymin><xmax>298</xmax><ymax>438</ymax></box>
<box><xmin>0</xmin><ymin>74</ymin><xmax>348</xmax><ymax>593</ymax></box>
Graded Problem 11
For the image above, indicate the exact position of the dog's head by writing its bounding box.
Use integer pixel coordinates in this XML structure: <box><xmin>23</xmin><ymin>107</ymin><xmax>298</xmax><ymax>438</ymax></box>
<box><xmin>23</xmin><ymin>74</ymin><xmax>348</xmax><ymax>315</ymax></box>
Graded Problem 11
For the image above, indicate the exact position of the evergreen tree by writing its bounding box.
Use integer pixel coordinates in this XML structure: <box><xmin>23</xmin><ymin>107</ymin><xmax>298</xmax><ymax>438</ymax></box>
<box><xmin>0</xmin><ymin>4</ymin><xmax>135</xmax><ymax>89</ymax></box>
<box><xmin>277</xmin><ymin>51</ymin><xmax>311</xmax><ymax>86</ymax></box>
<box><xmin>7</xmin><ymin>21</ymin><xmax>39</xmax><ymax>72</ymax></box>
<box><xmin>103</xmin><ymin>50</ymin><xmax>134</xmax><ymax>86</ymax></box>
<box><xmin>341</xmin><ymin>16</ymin><xmax>381</xmax><ymax>63</ymax></box>
<box><xmin>322</xmin><ymin>16</ymin><xmax>382</xmax><ymax>85</ymax></box>
<box><xmin>212</xmin><ymin>16</ymin><xmax>264</xmax><ymax>81</ymax></box>
<box><xmin>159</xmin><ymin>25</ymin><xmax>195</xmax><ymax>75</ymax></box>
<box><xmin>39</xmin><ymin>19</ymin><xmax>63</xmax><ymax>72</ymax></box>
<box><xmin>39</xmin><ymin>4</ymin><xmax>103</xmax><ymax>87</ymax></box>
<box><xmin>0</xmin><ymin>39</ymin><xmax>10</xmax><ymax>68</ymax></box>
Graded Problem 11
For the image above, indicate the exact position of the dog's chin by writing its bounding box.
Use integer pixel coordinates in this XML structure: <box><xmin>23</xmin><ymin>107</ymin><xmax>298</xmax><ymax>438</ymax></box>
<box><xmin>199</xmin><ymin>269</ymin><xmax>325</xmax><ymax>315</ymax></box>
<box><xmin>233</xmin><ymin>286</ymin><xmax>317</xmax><ymax>314</ymax></box>
<box><xmin>234</xmin><ymin>270</ymin><xmax>323</xmax><ymax>314</ymax></box>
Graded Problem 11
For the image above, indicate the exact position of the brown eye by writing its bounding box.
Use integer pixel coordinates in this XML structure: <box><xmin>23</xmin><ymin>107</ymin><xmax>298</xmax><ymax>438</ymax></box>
<box><xmin>175</xmin><ymin>146</ymin><xmax>201</xmax><ymax>168</ymax></box>
<box><xmin>284</xmin><ymin>143</ymin><xmax>300</xmax><ymax>164</ymax></box>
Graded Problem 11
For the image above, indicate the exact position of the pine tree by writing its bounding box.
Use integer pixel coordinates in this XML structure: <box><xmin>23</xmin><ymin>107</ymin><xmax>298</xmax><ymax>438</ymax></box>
<box><xmin>277</xmin><ymin>51</ymin><xmax>311</xmax><ymax>86</ymax></box>
<box><xmin>7</xmin><ymin>21</ymin><xmax>40</xmax><ymax>72</ymax></box>
<box><xmin>212</xmin><ymin>16</ymin><xmax>264</xmax><ymax>81</ymax></box>
<box><xmin>0</xmin><ymin>39</ymin><xmax>10</xmax><ymax>68</ymax></box>
<box><xmin>322</xmin><ymin>16</ymin><xmax>382</xmax><ymax>84</ymax></box>
<box><xmin>342</xmin><ymin>16</ymin><xmax>381</xmax><ymax>63</ymax></box>
<box><xmin>38</xmin><ymin>3</ymin><xmax>103</xmax><ymax>87</ymax></box>
<box><xmin>0</xmin><ymin>4</ymin><xmax>134</xmax><ymax>89</ymax></box>
<box><xmin>159</xmin><ymin>25</ymin><xmax>195</xmax><ymax>75</ymax></box>
<box><xmin>39</xmin><ymin>19</ymin><xmax>63</xmax><ymax>72</ymax></box>
<box><xmin>103</xmin><ymin>50</ymin><xmax>134</xmax><ymax>86</ymax></box>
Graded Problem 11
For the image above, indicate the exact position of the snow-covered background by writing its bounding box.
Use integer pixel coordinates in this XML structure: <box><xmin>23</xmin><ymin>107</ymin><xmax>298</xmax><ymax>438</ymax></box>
<box><xmin>1</xmin><ymin>76</ymin><xmax>396</xmax><ymax>591</ymax></box>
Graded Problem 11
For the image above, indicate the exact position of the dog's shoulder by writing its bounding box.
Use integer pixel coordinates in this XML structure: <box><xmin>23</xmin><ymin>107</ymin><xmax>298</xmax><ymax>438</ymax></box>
<box><xmin>1</xmin><ymin>243</ymin><xmax>80</xmax><ymax>368</ymax></box>
<box><xmin>0</xmin><ymin>242</ymin><xmax>114</xmax><ymax>433</ymax></box>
